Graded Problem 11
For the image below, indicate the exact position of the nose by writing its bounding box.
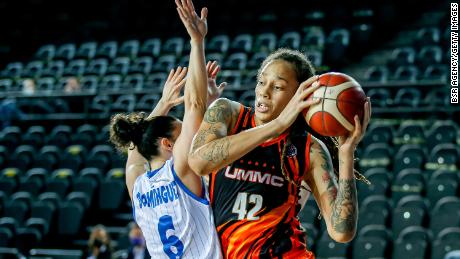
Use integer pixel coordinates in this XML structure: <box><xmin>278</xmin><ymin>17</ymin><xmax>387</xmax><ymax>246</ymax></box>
<box><xmin>256</xmin><ymin>83</ymin><xmax>271</xmax><ymax>99</ymax></box>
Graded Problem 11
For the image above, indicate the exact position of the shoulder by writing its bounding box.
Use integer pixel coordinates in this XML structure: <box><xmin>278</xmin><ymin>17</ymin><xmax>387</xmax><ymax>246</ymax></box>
<box><xmin>205</xmin><ymin>98</ymin><xmax>242</xmax><ymax>124</ymax></box>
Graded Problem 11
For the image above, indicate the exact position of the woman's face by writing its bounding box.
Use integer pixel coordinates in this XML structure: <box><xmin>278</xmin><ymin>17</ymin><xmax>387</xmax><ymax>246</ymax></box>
<box><xmin>254</xmin><ymin>60</ymin><xmax>299</xmax><ymax>125</ymax></box>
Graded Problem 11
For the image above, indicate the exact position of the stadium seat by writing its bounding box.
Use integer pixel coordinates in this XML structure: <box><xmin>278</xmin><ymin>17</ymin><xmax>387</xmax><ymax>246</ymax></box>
<box><xmin>90</xmin><ymin>95</ymin><xmax>111</xmax><ymax>113</ymax></box>
<box><xmin>22</xmin><ymin>61</ymin><xmax>44</xmax><ymax>78</ymax></box>
<box><xmin>0</xmin><ymin>227</ymin><xmax>13</xmax><ymax>247</ymax></box>
<box><xmin>390</xmin><ymin>47</ymin><xmax>416</xmax><ymax>67</ymax></box>
<box><xmin>22</xmin><ymin>125</ymin><xmax>45</xmax><ymax>147</ymax></box>
<box><xmin>278</xmin><ymin>31</ymin><xmax>301</xmax><ymax>49</ymax></box>
<box><xmin>430</xmin><ymin>197</ymin><xmax>460</xmax><ymax>237</ymax></box>
<box><xmin>429</xmin><ymin>169</ymin><xmax>460</xmax><ymax>183</ymax></box>
<box><xmin>426</xmin><ymin>179</ymin><xmax>458</xmax><ymax>208</ymax></box>
<box><xmin>118</xmin><ymin>40</ymin><xmax>139</xmax><ymax>58</ymax></box>
<box><xmin>364</xmin><ymin>65</ymin><xmax>389</xmax><ymax>83</ymax></box>
<box><xmin>431</xmin><ymin>227</ymin><xmax>460</xmax><ymax>259</ymax></box>
<box><xmin>25</xmin><ymin>217</ymin><xmax>49</xmax><ymax>236</ymax></box>
<box><xmin>426</xmin><ymin>143</ymin><xmax>459</xmax><ymax>171</ymax></box>
<box><xmin>107</xmin><ymin>57</ymin><xmax>131</xmax><ymax>75</ymax></box>
<box><xmin>416</xmin><ymin>27</ymin><xmax>440</xmax><ymax>46</ymax></box>
<box><xmin>393</xmin><ymin>121</ymin><xmax>425</xmax><ymax>145</ymax></box>
<box><xmin>42</xmin><ymin>60</ymin><xmax>65</xmax><ymax>77</ymax></box>
<box><xmin>358</xmin><ymin>169</ymin><xmax>390</xmax><ymax>202</ymax></box>
<box><xmin>1</xmin><ymin>62</ymin><xmax>23</xmax><ymax>78</ymax></box>
<box><xmin>60</xmin><ymin>144</ymin><xmax>87</xmax><ymax>171</ymax></box>
<box><xmin>0</xmin><ymin>78</ymin><xmax>14</xmax><ymax>91</ymax></box>
<box><xmin>31</xmin><ymin>200</ymin><xmax>56</xmax><ymax>227</ymax></box>
<box><xmin>352</xmin><ymin>236</ymin><xmax>387</xmax><ymax>259</ymax></box>
<box><xmin>239</xmin><ymin>90</ymin><xmax>256</xmax><ymax>107</ymax></box>
<box><xmin>358</xmin><ymin>225</ymin><xmax>391</xmax><ymax>242</ymax></box>
<box><xmin>417</xmin><ymin>45</ymin><xmax>442</xmax><ymax>68</ymax></box>
<box><xmin>46</xmin><ymin>125</ymin><xmax>72</xmax><ymax>148</ymax></box>
<box><xmin>393</xmin><ymin>144</ymin><xmax>427</xmax><ymax>172</ymax></box>
<box><xmin>36</xmin><ymin>77</ymin><xmax>56</xmax><ymax>91</ymax></box>
<box><xmin>86</xmin><ymin>145</ymin><xmax>114</xmax><ymax>171</ymax></box>
<box><xmin>426</xmin><ymin>121</ymin><xmax>459</xmax><ymax>149</ymax></box>
<box><xmin>18</xmin><ymin>168</ymin><xmax>46</xmax><ymax>196</ymax></box>
<box><xmin>219</xmin><ymin>70</ymin><xmax>242</xmax><ymax>89</ymax></box>
<box><xmin>152</xmin><ymin>54</ymin><xmax>176</xmax><ymax>73</ymax></box>
<box><xmin>95</xmin><ymin>41</ymin><xmax>118</xmax><ymax>59</ymax></box>
<box><xmin>139</xmin><ymin>38</ymin><xmax>161</xmax><ymax>57</ymax></box>
<box><xmin>393</xmin><ymin>87</ymin><xmax>421</xmax><ymax>107</ymax></box>
<box><xmin>391</xmin><ymin>207</ymin><xmax>426</xmax><ymax>239</ymax></box>
<box><xmin>247</xmin><ymin>52</ymin><xmax>268</xmax><ymax>70</ymax></box>
<box><xmin>223</xmin><ymin>53</ymin><xmax>248</xmax><ymax>70</ymax></box>
<box><xmin>33</xmin><ymin>145</ymin><xmax>61</xmax><ymax>171</ymax></box>
<box><xmin>3</xmin><ymin>199</ymin><xmax>29</xmax><ymax>224</ymax></box>
<box><xmin>298</xmin><ymin>197</ymin><xmax>320</xmax><ymax>226</ymax></box>
<box><xmin>66</xmin><ymin>192</ymin><xmax>91</xmax><ymax>210</ymax></box>
<box><xmin>362</xmin><ymin>122</ymin><xmax>394</xmax><ymax>146</ymax></box>
<box><xmin>366</xmin><ymin>88</ymin><xmax>391</xmax><ymax>108</ymax></box>
<box><xmin>359</xmin><ymin>143</ymin><xmax>392</xmax><ymax>170</ymax></box>
<box><xmin>161</xmin><ymin>37</ymin><xmax>184</xmax><ymax>56</ymax></box>
<box><xmin>206</xmin><ymin>53</ymin><xmax>224</xmax><ymax>66</ymax></box>
<box><xmin>302</xmin><ymin>26</ymin><xmax>325</xmax><ymax>50</ymax></box>
<box><xmin>35</xmin><ymin>44</ymin><xmax>55</xmax><ymax>61</ymax></box>
<box><xmin>38</xmin><ymin>192</ymin><xmax>62</xmax><ymax>212</ymax></box>
<box><xmin>306</xmin><ymin>49</ymin><xmax>323</xmax><ymax>67</ymax></box>
<box><xmin>207</xmin><ymin>35</ymin><xmax>230</xmax><ymax>53</ymax></box>
<box><xmin>110</xmin><ymin>94</ymin><xmax>136</xmax><ymax>113</ymax></box>
<box><xmin>128</xmin><ymin>56</ymin><xmax>153</xmax><ymax>75</ymax></box>
<box><xmin>396</xmin><ymin>195</ymin><xmax>429</xmax><ymax>211</ymax></box>
<box><xmin>9</xmin><ymin>145</ymin><xmax>36</xmax><ymax>172</ymax></box>
<box><xmin>391</xmin><ymin>169</ymin><xmax>425</xmax><ymax>203</ymax></box>
<box><xmin>72</xmin><ymin>176</ymin><xmax>98</xmax><ymax>206</ymax></box>
<box><xmin>44</xmin><ymin>169</ymin><xmax>74</xmax><ymax>198</ymax></box>
<box><xmin>54</xmin><ymin>43</ymin><xmax>76</xmax><ymax>61</ymax></box>
<box><xmin>357</xmin><ymin>205</ymin><xmax>389</xmax><ymax>229</ymax></box>
<box><xmin>0</xmin><ymin>217</ymin><xmax>19</xmax><ymax>236</ymax></box>
<box><xmin>423</xmin><ymin>88</ymin><xmax>448</xmax><ymax>109</ymax></box>
<box><xmin>0</xmin><ymin>126</ymin><xmax>22</xmax><ymax>152</ymax></box>
<box><xmin>57</xmin><ymin>201</ymin><xmax>84</xmax><ymax>236</ymax></box>
<box><xmin>393</xmin><ymin>226</ymin><xmax>431</xmax><ymax>259</ymax></box>
<box><xmin>99</xmin><ymin>74</ymin><xmax>122</xmax><ymax>91</ymax></box>
<box><xmin>99</xmin><ymin>168</ymin><xmax>125</xmax><ymax>210</ymax></box>
<box><xmin>0</xmin><ymin>248</ymin><xmax>23</xmax><ymax>258</ymax></box>
<box><xmin>145</xmin><ymin>72</ymin><xmax>168</xmax><ymax>88</ymax></box>
<box><xmin>420</xmin><ymin>64</ymin><xmax>448</xmax><ymax>83</ymax></box>
<box><xmin>253</xmin><ymin>33</ymin><xmax>277</xmax><ymax>53</ymax></box>
<box><xmin>360</xmin><ymin>196</ymin><xmax>392</xmax><ymax>221</ymax></box>
<box><xmin>392</xmin><ymin>65</ymin><xmax>419</xmax><ymax>82</ymax></box>
<box><xmin>316</xmin><ymin>231</ymin><xmax>349</xmax><ymax>258</ymax></box>
<box><xmin>63</xmin><ymin>59</ymin><xmax>87</xmax><ymax>77</ymax></box>
<box><xmin>135</xmin><ymin>94</ymin><xmax>161</xmax><ymax>112</ymax></box>
<box><xmin>84</xmin><ymin>58</ymin><xmax>109</xmax><ymax>76</ymax></box>
<box><xmin>229</xmin><ymin>34</ymin><xmax>253</xmax><ymax>53</ymax></box>
<box><xmin>123</xmin><ymin>74</ymin><xmax>144</xmax><ymax>91</ymax></box>
<box><xmin>325</xmin><ymin>28</ymin><xmax>350</xmax><ymax>64</ymax></box>
<box><xmin>75</xmin><ymin>42</ymin><xmax>98</xmax><ymax>59</ymax></box>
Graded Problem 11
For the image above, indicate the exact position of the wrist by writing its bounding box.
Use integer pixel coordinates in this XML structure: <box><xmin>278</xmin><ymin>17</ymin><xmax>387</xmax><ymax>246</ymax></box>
<box><xmin>157</xmin><ymin>99</ymin><xmax>172</xmax><ymax>109</ymax></box>
<box><xmin>190</xmin><ymin>39</ymin><xmax>205</xmax><ymax>45</ymax></box>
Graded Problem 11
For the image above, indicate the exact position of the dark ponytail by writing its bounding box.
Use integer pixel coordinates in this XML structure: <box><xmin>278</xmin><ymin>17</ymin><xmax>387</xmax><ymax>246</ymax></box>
<box><xmin>109</xmin><ymin>112</ymin><xmax>178</xmax><ymax>161</ymax></box>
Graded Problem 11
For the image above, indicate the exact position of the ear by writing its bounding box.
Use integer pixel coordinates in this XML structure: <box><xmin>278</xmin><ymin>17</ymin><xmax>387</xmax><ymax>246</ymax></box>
<box><xmin>160</xmin><ymin>138</ymin><xmax>173</xmax><ymax>152</ymax></box>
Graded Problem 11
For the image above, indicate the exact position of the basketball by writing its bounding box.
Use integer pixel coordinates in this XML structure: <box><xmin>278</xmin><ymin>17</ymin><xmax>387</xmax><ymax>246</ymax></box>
<box><xmin>304</xmin><ymin>72</ymin><xmax>367</xmax><ymax>137</ymax></box>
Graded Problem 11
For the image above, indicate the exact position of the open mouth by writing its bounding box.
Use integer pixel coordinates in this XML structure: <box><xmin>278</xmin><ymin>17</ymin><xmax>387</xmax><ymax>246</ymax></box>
<box><xmin>256</xmin><ymin>101</ymin><xmax>270</xmax><ymax>113</ymax></box>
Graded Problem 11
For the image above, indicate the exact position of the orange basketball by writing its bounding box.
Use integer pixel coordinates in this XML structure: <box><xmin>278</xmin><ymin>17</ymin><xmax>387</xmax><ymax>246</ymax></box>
<box><xmin>304</xmin><ymin>72</ymin><xmax>367</xmax><ymax>137</ymax></box>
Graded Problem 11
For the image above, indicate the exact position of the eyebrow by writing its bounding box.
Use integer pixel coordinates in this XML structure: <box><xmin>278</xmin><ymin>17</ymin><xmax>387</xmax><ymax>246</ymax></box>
<box><xmin>260</xmin><ymin>72</ymin><xmax>289</xmax><ymax>83</ymax></box>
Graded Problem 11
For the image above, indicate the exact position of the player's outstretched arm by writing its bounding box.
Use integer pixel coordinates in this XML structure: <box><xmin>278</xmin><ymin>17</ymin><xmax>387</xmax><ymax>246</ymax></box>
<box><xmin>188</xmin><ymin>76</ymin><xmax>321</xmax><ymax>176</ymax></box>
<box><xmin>304</xmin><ymin>99</ymin><xmax>371</xmax><ymax>243</ymax></box>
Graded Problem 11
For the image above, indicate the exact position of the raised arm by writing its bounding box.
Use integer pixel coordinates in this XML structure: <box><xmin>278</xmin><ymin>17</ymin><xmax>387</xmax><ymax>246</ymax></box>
<box><xmin>189</xmin><ymin>77</ymin><xmax>321</xmax><ymax>176</ymax></box>
<box><xmin>304</xmin><ymin>99</ymin><xmax>371</xmax><ymax>243</ymax></box>
<box><xmin>125</xmin><ymin>66</ymin><xmax>188</xmax><ymax>200</ymax></box>
<box><xmin>172</xmin><ymin>0</ymin><xmax>209</xmax><ymax>176</ymax></box>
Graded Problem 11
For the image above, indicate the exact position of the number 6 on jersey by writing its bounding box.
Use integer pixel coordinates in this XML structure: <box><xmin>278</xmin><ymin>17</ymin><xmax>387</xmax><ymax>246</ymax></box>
<box><xmin>232</xmin><ymin>192</ymin><xmax>263</xmax><ymax>220</ymax></box>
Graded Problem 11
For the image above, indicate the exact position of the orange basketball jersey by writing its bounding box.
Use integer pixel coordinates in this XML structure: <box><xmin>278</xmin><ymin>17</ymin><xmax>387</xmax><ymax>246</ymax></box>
<box><xmin>209</xmin><ymin>105</ymin><xmax>315</xmax><ymax>259</ymax></box>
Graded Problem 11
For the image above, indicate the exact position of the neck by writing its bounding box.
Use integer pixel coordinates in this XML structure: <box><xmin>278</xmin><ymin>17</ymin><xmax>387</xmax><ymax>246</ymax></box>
<box><xmin>150</xmin><ymin>157</ymin><xmax>166</xmax><ymax>171</ymax></box>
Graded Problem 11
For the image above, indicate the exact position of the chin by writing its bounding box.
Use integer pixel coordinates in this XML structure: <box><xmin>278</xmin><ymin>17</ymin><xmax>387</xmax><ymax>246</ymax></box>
<box><xmin>254</xmin><ymin>112</ymin><xmax>275</xmax><ymax>125</ymax></box>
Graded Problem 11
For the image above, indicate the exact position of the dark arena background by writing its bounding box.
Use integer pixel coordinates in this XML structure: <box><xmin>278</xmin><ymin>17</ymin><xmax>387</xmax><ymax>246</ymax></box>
<box><xmin>0</xmin><ymin>0</ymin><xmax>459</xmax><ymax>258</ymax></box>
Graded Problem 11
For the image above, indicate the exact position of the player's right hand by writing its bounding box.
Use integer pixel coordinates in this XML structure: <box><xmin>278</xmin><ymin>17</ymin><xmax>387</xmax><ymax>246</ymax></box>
<box><xmin>274</xmin><ymin>75</ymin><xmax>321</xmax><ymax>133</ymax></box>
<box><xmin>175</xmin><ymin>0</ymin><xmax>208</xmax><ymax>42</ymax></box>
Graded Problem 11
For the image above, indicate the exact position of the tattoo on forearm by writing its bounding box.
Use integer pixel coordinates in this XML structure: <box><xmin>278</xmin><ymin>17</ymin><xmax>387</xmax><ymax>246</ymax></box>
<box><xmin>317</xmin><ymin>145</ymin><xmax>337</xmax><ymax>206</ymax></box>
<box><xmin>204</xmin><ymin>99</ymin><xmax>232</xmax><ymax>124</ymax></box>
<box><xmin>331</xmin><ymin>179</ymin><xmax>357</xmax><ymax>233</ymax></box>
<box><xmin>192</xmin><ymin>124</ymin><xmax>222</xmax><ymax>152</ymax></box>
<box><xmin>197</xmin><ymin>138</ymin><xmax>230</xmax><ymax>163</ymax></box>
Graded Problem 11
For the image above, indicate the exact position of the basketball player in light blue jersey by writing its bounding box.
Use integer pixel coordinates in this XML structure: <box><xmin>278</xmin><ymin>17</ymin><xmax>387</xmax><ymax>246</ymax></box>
<box><xmin>109</xmin><ymin>0</ymin><xmax>222</xmax><ymax>258</ymax></box>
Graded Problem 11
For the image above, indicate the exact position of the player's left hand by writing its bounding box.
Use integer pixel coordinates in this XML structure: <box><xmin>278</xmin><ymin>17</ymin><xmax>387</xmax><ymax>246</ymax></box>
<box><xmin>338</xmin><ymin>97</ymin><xmax>371</xmax><ymax>154</ymax></box>
<box><xmin>206</xmin><ymin>60</ymin><xmax>226</xmax><ymax>106</ymax></box>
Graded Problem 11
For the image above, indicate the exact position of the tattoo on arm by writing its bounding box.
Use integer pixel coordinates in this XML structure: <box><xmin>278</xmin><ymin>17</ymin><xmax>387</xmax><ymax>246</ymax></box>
<box><xmin>331</xmin><ymin>178</ymin><xmax>357</xmax><ymax>233</ymax></box>
<box><xmin>192</xmin><ymin>124</ymin><xmax>221</xmax><ymax>152</ymax></box>
<box><xmin>317</xmin><ymin>144</ymin><xmax>337</xmax><ymax>207</ymax></box>
<box><xmin>197</xmin><ymin>138</ymin><xmax>230</xmax><ymax>163</ymax></box>
<box><xmin>204</xmin><ymin>99</ymin><xmax>233</xmax><ymax>124</ymax></box>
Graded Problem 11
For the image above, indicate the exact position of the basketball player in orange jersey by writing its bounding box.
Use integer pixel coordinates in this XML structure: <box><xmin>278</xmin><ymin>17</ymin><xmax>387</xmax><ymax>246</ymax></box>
<box><xmin>189</xmin><ymin>48</ymin><xmax>371</xmax><ymax>258</ymax></box>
